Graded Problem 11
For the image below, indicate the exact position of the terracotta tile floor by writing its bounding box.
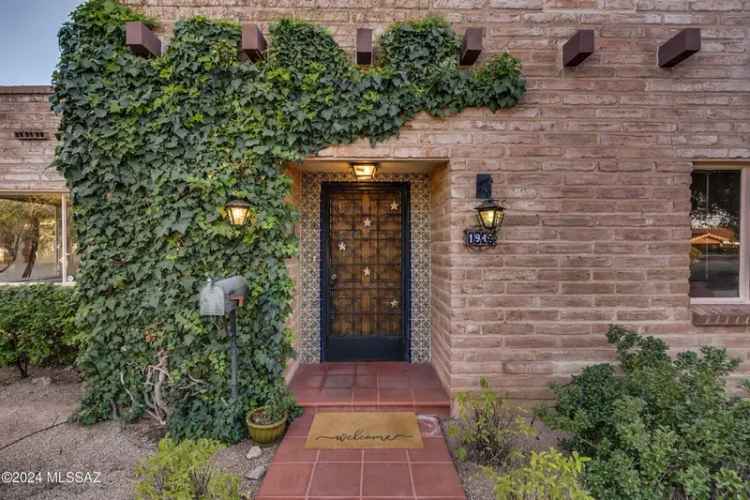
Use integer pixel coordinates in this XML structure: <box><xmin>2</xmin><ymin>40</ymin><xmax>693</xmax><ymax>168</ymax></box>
<box><xmin>288</xmin><ymin>362</ymin><xmax>450</xmax><ymax>416</ymax></box>
<box><xmin>256</xmin><ymin>409</ymin><xmax>466</xmax><ymax>500</ymax></box>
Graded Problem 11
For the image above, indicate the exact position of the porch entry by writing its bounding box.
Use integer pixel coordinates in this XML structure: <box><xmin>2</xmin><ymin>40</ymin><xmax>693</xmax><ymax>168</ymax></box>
<box><xmin>320</xmin><ymin>182</ymin><xmax>411</xmax><ymax>362</ymax></box>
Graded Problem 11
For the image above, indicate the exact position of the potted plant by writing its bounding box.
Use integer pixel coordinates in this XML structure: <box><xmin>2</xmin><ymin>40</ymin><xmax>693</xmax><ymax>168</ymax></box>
<box><xmin>246</xmin><ymin>387</ymin><xmax>295</xmax><ymax>444</ymax></box>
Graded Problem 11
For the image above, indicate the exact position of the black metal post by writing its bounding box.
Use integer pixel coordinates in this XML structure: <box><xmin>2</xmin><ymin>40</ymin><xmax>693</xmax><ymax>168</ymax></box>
<box><xmin>228</xmin><ymin>308</ymin><xmax>238</xmax><ymax>402</ymax></box>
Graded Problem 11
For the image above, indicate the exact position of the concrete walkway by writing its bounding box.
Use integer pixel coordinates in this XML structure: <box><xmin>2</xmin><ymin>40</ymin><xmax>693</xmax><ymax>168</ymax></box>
<box><xmin>256</xmin><ymin>409</ymin><xmax>466</xmax><ymax>499</ymax></box>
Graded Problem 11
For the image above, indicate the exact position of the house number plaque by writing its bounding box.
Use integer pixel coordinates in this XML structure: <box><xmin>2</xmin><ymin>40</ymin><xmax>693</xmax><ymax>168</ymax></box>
<box><xmin>464</xmin><ymin>228</ymin><xmax>497</xmax><ymax>248</ymax></box>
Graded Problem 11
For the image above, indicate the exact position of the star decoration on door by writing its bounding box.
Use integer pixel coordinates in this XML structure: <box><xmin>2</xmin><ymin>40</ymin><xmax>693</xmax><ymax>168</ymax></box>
<box><xmin>363</xmin><ymin>267</ymin><xmax>371</xmax><ymax>278</ymax></box>
<box><xmin>390</xmin><ymin>200</ymin><xmax>399</xmax><ymax>211</ymax></box>
<box><xmin>363</xmin><ymin>217</ymin><xmax>372</xmax><ymax>228</ymax></box>
<box><xmin>389</xmin><ymin>299</ymin><xmax>399</xmax><ymax>308</ymax></box>
<box><xmin>338</xmin><ymin>241</ymin><xmax>346</xmax><ymax>252</ymax></box>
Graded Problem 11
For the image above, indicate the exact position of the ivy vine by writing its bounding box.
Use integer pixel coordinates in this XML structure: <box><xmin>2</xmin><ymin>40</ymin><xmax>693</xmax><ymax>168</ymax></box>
<box><xmin>52</xmin><ymin>0</ymin><xmax>525</xmax><ymax>442</ymax></box>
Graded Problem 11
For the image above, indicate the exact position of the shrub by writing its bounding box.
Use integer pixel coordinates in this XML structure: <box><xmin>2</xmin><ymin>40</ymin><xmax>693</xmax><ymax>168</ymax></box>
<box><xmin>0</xmin><ymin>284</ymin><xmax>80</xmax><ymax>377</ymax></box>
<box><xmin>488</xmin><ymin>449</ymin><xmax>593</xmax><ymax>500</ymax></box>
<box><xmin>447</xmin><ymin>377</ymin><xmax>536</xmax><ymax>467</ymax></box>
<box><xmin>248</xmin><ymin>382</ymin><xmax>300</xmax><ymax>425</ymax></box>
<box><xmin>167</xmin><ymin>382</ymin><xmax>300</xmax><ymax>443</ymax></box>
<box><xmin>135</xmin><ymin>437</ymin><xmax>239</xmax><ymax>500</ymax></box>
<box><xmin>540</xmin><ymin>325</ymin><xmax>750</xmax><ymax>500</ymax></box>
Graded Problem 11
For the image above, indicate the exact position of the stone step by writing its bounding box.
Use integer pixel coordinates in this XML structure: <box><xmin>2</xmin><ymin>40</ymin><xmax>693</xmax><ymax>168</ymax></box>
<box><xmin>288</xmin><ymin>362</ymin><xmax>451</xmax><ymax>417</ymax></box>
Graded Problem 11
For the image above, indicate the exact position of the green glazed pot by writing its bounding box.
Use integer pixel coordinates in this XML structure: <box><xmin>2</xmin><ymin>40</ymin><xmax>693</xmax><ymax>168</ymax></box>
<box><xmin>246</xmin><ymin>407</ymin><xmax>288</xmax><ymax>444</ymax></box>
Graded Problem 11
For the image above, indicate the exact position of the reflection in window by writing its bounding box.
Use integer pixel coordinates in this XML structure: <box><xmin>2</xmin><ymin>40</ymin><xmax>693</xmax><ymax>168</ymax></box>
<box><xmin>689</xmin><ymin>171</ymin><xmax>741</xmax><ymax>298</ymax></box>
<box><xmin>0</xmin><ymin>194</ymin><xmax>77</xmax><ymax>283</ymax></box>
<box><xmin>65</xmin><ymin>195</ymin><xmax>80</xmax><ymax>279</ymax></box>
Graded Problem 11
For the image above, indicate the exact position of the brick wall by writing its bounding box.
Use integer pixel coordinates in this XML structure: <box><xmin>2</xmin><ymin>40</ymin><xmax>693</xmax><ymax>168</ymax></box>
<box><xmin>430</xmin><ymin>163</ymin><xmax>452</xmax><ymax>390</ymax></box>
<box><xmin>4</xmin><ymin>1</ymin><xmax>750</xmax><ymax>399</ymax></box>
<box><xmin>0</xmin><ymin>86</ymin><xmax>64</xmax><ymax>192</ymax></box>
<box><xmin>147</xmin><ymin>0</ymin><xmax>747</xmax><ymax>398</ymax></box>
<box><xmin>126</xmin><ymin>0</ymin><xmax>750</xmax><ymax>399</ymax></box>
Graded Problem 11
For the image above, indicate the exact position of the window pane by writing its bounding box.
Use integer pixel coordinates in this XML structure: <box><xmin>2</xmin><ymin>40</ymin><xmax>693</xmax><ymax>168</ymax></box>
<box><xmin>689</xmin><ymin>170</ymin><xmax>741</xmax><ymax>298</ymax></box>
<box><xmin>0</xmin><ymin>194</ymin><xmax>63</xmax><ymax>283</ymax></box>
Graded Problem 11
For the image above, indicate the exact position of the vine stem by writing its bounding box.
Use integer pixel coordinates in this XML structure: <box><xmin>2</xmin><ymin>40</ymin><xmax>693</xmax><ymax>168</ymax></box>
<box><xmin>0</xmin><ymin>416</ymin><xmax>66</xmax><ymax>453</ymax></box>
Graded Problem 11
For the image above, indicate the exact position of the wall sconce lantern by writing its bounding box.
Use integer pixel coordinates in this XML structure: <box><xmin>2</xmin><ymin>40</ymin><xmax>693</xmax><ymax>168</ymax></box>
<box><xmin>465</xmin><ymin>174</ymin><xmax>504</xmax><ymax>248</ymax></box>
<box><xmin>225</xmin><ymin>199</ymin><xmax>251</xmax><ymax>226</ymax></box>
<box><xmin>476</xmin><ymin>198</ymin><xmax>505</xmax><ymax>231</ymax></box>
<box><xmin>351</xmin><ymin>163</ymin><xmax>378</xmax><ymax>181</ymax></box>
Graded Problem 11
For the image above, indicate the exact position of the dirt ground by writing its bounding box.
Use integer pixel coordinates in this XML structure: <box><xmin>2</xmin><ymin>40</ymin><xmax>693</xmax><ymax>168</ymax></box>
<box><xmin>1</xmin><ymin>365</ymin><xmax>560</xmax><ymax>500</ymax></box>
<box><xmin>441</xmin><ymin>415</ymin><xmax>563</xmax><ymax>500</ymax></box>
<box><xmin>0</xmin><ymin>366</ymin><xmax>275</xmax><ymax>500</ymax></box>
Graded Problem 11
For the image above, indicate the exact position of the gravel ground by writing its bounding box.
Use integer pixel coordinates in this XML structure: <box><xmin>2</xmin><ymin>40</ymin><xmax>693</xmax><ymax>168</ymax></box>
<box><xmin>3</xmin><ymin>365</ymin><xmax>567</xmax><ymax>500</ymax></box>
<box><xmin>440</xmin><ymin>417</ymin><xmax>496</xmax><ymax>500</ymax></box>
<box><xmin>213</xmin><ymin>440</ymin><xmax>279</xmax><ymax>498</ymax></box>
<box><xmin>441</xmin><ymin>415</ymin><xmax>563</xmax><ymax>500</ymax></box>
<box><xmin>0</xmin><ymin>366</ymin><xmax>278</xmax><ymax>500</ymax></box>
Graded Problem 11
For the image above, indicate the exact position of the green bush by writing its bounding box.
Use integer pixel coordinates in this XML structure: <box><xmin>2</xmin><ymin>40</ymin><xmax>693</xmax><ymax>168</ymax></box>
<box><xmin>540</xmin><ymin>325</ymin><xmax>750</xmax><ymax>500</ymax></box>
<box><xmin>447</xmin><ymin>377</ymin><xmax>535</xmax><ymax>467</ymax></box>
<box><xmin>248</xmin><ymin>382</ymin><xmax>300</xmax><ymax>425</ymax></box>
<box><xmin>167</xmin><ymin>382</ymin><xmax>300</xmax><ymax>443</ymax></box>
<box><xmin>135</xmin><ymin>437</ymin><xmax>239</xmax><ymax>500</ymax></box>
<box><xmin>489</xmin><ymin>449</ymin><xmax>593</xmax><ymax>500</ymax></box>
<box><xmin>0</xmin><ymin>285</ymin><xmax>80</xmax><ymax>377</ymax></box>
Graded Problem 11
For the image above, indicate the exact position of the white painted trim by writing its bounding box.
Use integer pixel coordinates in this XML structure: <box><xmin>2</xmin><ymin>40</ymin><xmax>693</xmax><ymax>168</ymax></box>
<box><xmin>0</xmin><ymin>281</ymin><xmax>76</xmax><ymax>287</ymax></box>
<box><xmin>61</xmin><ymin>194</ymin><xmax>68</xmax><ymax>283</ymax></box>
<box><xmin>691</xmin><ymin>298</ymin><xmax>748</xmax><ymax>305</ymax></box>
<box><xmin>0</xmin><ymin>189</ymin><xmax>69</xmax><ymax>194</ymax></box>
<box><xmin>741</xmin><ymin>168</ymin><xmax>749</xmax><ymax>301</ymax></box>
<box><xmin>0</xmin><ymin>191</ymin><xmax>74</xmax><ymax>286</ymax></box>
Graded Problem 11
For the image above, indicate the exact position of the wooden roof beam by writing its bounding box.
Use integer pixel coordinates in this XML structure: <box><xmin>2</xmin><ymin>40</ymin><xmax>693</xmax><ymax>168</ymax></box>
<box><xmin>460</xmin><ymin>28</ymin><xmax>482</xmax><ymax>66</ymax></box>
<box><xmin>562</xmin><ymin>30</ymin><xmax>594</xmax><ymax>67</ymax></box>
<box><xmin>241</xmin><ymin>24</ymin><xmax>267</xmax><ymax>62</ymax></box>
<box><xmin>356</xmin><ymin>28</ymin><xmax>373</xmax><ymax>65</ymax></box>
<box><xmin>126</xmin><ymin>22</ymin><xmax>161</xmax><ymax>58</ymax></box>
<box><xmin>658</xmin><ymin>28</ymin><xmax>701</xmax><ymax>68</ymax></box>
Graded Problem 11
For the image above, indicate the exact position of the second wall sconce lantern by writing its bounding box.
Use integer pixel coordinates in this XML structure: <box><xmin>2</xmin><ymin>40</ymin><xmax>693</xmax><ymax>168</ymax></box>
<box><xmin>465</xmin><ymin>174</ymin><xmax>505</xmax><ymax>248</ymax></box>
<box><xmin>476</xmin><ymin>198</ymin><xmax>505</xmax><ymax>232</ymax></box>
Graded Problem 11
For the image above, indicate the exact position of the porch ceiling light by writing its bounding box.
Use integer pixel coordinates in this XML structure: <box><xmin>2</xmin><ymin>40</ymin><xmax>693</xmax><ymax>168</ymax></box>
<box><xmin>225</xmin><ymin>199</ymin><xmax>251</xmax><ymax>226</ymax></box>
<box><xmin>475</xmin><ymin>198</ymin><xmax>505</xmax><ymax>231</ymax></box>
<box><xmin>351</xmin><ymin>163</ymin><xmax>377</xmax><ymax>181</ymax></box>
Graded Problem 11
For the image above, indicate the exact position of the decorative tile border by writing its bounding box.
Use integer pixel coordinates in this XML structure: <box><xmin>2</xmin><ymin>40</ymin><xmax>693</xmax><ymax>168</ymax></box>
<box><xmin>298</xmin><ymin>172</ymin><xmax>431</xmax><ymax>363</ymax></box>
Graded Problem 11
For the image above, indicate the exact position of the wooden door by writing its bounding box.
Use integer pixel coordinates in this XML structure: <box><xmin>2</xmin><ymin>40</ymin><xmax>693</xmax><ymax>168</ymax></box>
<box><xmin>321</xmin><ymin>183</ymin><xmax>410</xmax><ymax>361</ymax></box>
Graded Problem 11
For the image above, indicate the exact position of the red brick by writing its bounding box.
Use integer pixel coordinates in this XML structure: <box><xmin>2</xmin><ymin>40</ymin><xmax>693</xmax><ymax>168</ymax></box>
<box><xmin>504</xmin><ymin>361</ymin><xmax>555</xmax><ymax>374</ymax></box>
<box><xmin>506</xmin><ymin>336</ymin><xmax>560</xmax><ymax>348</ymax></box>
<box><xmin>540</xmin><ymin>295</ymin><xmax>595</xmax><ymax>307</ymax></box>
<box><xmin>592</xmin><ymin>270</ymin><xmax>646</xmax><ymax>281</ymax></box>
<box><xmin>561</xmin><ymin>283</ymin><xmax>616</xmax><ymax>295</ymax></box>
<box><xmin>560</xmin><ymin>309</ymin><xmax>617</xmax><ymax>321</ymax></box>
<box><xmin>506</xmin><ymin>309</ymin><xmax>560</xmax><ymax>321</ymax></box>
<box><xmin>617</xmin><ymin>309</ymin><xmax>671</xmax><ymax>321</ymax></box>
<box><xmin>507</xmin><ymin>282</ymin><xmax>559</xmax><ymax>294</ymax></box>
<box><xmin>538</xmin><ymin>270</ymin><xmax>591</xmax><ymax>281</ymax></box>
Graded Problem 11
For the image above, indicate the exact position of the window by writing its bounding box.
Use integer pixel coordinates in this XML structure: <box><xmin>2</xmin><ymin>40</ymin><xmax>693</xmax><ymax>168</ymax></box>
<box><xmin>0</xmin><ymin>193</ymin><xmax>78</xmax><ymax>284</ymax></box>
<box><xmin>689</xmin><ymin>169</ymin><xmax>747</xmax><ymax>301</ymax></box>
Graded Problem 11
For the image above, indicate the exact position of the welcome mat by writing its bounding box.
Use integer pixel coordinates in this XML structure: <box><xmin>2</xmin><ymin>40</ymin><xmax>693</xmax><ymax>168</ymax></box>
<box><xmin>304</xmin><ymin>412</ymin><xmax>424</xmax><ymax>449</ymax></box>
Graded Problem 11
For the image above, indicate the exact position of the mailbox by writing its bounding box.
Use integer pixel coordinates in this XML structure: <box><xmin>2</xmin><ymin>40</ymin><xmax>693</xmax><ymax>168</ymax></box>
<box><xmin>199</xmin><ymin>276</ymin><xmax>249</xmax><ymax>317</ymax></box>
<box><xmin>198</xmin><ymin>275</ymin><xmax>249</xmax><ymax>402</ymax></box>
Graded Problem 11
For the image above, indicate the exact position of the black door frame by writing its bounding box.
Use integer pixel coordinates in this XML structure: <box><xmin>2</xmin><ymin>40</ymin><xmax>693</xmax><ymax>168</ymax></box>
<box><xmin>320</xmin><ymin>182</ymin><xmax>411</xmax><ymax>362</ymax></box>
